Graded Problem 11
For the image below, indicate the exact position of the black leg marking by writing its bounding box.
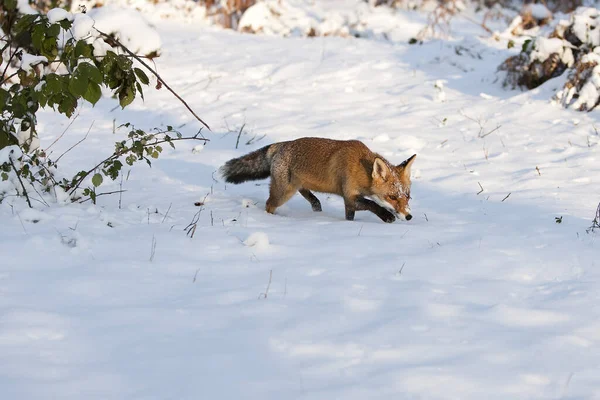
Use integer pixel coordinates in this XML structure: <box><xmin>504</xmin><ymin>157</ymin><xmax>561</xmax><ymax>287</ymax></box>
<box><xmin>344</xmin><ymin>198</ymin><xmax>356</xmax><ymax>221</ymax></box>
<box><xmin>356</xmin><ymin>198</ymin><xmax>396</xmax><ymax>223</ymax></box>
<box><xmin>345</xmin><ymin>207</ymin><xmax>356</xmax><ymax>221</ymax></box>
<box><xmin>299</xmin><ymin>189</ymin><xmax>322</xmax><ymax>212</ymax></box>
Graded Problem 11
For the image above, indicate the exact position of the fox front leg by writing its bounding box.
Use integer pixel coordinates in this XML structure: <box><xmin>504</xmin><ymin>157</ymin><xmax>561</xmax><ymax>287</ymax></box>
<box><xmin>356</xmin><ymin>197</ymin><xmax>396</xmax><ymax>223</ymax></box>
<box><xmin>344</xmin><ymin>199</ymin><xmax>356</xmax><ymax>221</ymax></box>
<box><xmin>299</xmin><ymin>189</ymin><xmax>322</xmax><ymax>212</ymax></box>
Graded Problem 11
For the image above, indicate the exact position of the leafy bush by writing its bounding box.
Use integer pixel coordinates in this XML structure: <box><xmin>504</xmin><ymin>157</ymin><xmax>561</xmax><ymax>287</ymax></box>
<box><xmin>0</xmin><ymin>2</ymin><xmax>208</xmax><ymax>206</ymax></box>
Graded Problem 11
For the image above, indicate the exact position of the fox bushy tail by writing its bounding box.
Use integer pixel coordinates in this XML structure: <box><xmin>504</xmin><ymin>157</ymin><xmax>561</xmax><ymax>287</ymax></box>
<box><xmin>220</xmin><ymin>145</ymin><xmax>273</xmax><ymax>184</ymax></box>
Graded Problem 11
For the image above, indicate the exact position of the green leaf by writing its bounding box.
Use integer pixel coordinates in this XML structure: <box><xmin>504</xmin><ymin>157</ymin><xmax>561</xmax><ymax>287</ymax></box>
<box><xmin>115</xmin><ymin>54</ymin><xmax>133</xmax><ymax>70</ymax></box>
<box><xmin>59</xmin><ymin>19</ymin><xmax>73</xmax><ymax>30</ymax></box>
<box><xmin>44</xmin><ymin>74</ymin><xmax>61</xmax><ymax>93</ymax></box>
<box><xmin>136</xmin><ymin>82</ymin><xmax>144</xmax><ymax>101</ymax></box>
<box><xmin>58</xmin><ymin>95</ymin><xmax>77</xmax><ymax>117</ymax></box>
<box><xmin>1</xmin><ymin>172</ymin><xmax>8</xmax><ymax>181</ymax></box>
<box><xmin>41</xmin><ymin>37</ymin><xmax>59</xmax><ymax>61</ymax></box>
<box><xmin>92</xmin><ymin>173</ymin><xmax>103</xmax><ymax>187</ymax></box>
<box><xmin>75</xmin><ymin>40</ymin><xmax>93</xmax><ymax>58</ymax></box>
<box><xmin>69</xmin><ymin>73</ymin><xmax>88</xmax><ymax>97</ymax></box>
<box><xmin>118</xmin><ymin>86</ymin><xmax>135</xmax><ymax>108</ymax></box>
<box><xmin>31</xmin><ymin>24</ymin><xmax>45</xmax><ymax>50</ymax></box>
<box><xmin>83</xmin><ymin>82</ymin><xmax>102</xmax><ymax>105</ymax></box>
<box><xmin>0</xmin><ymin>89</ymin><xmax>10</xmax><ymax>112</ymax></box>
<box><xmin>4</xmin><ymin>0</ymin><xmax>17</xmax><ymax>10</ymax></box>
<box><xmin>47</xmin><ymin>23</ymin><xmax>61</xmax><ymax>38</ymax></box>
<box><xmin>78</xmin><ymin>62</ymin><xmax>103</xmax><ymax>84</ymax></box>
<box><xmin>133</xmin><ymin>68</ymin><xmax>150</xmax><ymax>85</ymax></box>
<box><xmin>14</xmin><ymin>14</ymin><xmax>39</xmax><ymax>35</ymax></box>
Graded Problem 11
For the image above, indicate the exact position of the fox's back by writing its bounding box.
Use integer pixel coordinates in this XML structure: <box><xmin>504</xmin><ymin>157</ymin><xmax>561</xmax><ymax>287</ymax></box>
<box><xmin>269</xmin><ymin>137</ymin><xmax>375</xmax><ymax>194</ymax></box>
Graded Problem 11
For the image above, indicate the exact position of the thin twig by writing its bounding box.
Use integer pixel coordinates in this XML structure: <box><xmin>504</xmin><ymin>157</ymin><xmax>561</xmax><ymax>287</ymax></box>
<box><xmin>95</xmin><ymin>28</ymin><xmax>211</xmax><ymax>133</ymax></box>
<box><xmin>118</xmin><ymin>174</ymin><xmax>123</xmax><ymax>209</ymax></box>
<box><xmin>161</xmin><ymin>202</ymin><xmax>172</xmax><ymax>223</ymax></box>
<box><xmin>398</xmin><ymin>262</ymin><xmax>406</xmax><ymax>275</ymax></box>
<box><xmin>9</xmin><ymin>155</ymin><xmax>32</xmax><ymax>208</ymax></box>
<box><xmin>235</xmin><ymin>123</ymin><xmax>245</xmax><ymax>149</ymax></box>
<box><xmin>15</xmin><ymin>211</ymin><xmax>28</xmax><ymax>235</ymax></box>
<box><xmin>480</xmin><ymin>124</ymin><xmax>501</xmax><ymax>138</ymax></box>
<box><xmin>55</xmin><ymin>120</ymin><xmax>94</xmax><ymax>165</ymax></box>
<box><xmin>149</xmin><ymin>235</ymin><xmax>157</xmax><ymax>262</ymax></box>
<box><xmin>46</xmin><ymin>112</ymin><xmax>80</xmax><ymax>152</ymax></box>
<box><xmin>258</xmin><ymin>270</ymin><xmax>273</xmax><ymax>299</ymax></box>
<box><xmin>78</xmin><ymin>189</ymin><xmax>127</xmax><ymax>203</ymax></box>
<box><xmin>501</xmin><ymin>192</ymin><xmax>511</xmax><ymax>202</ymax></box>
<box><xmin>68</xmin><ymin>134</ymin><xmax>207</xmax><ymax>195</ymax></box>
<box><xmin>477</xmin><ymin>182</ymin><xmax>484</xmax><ymax>195</ymax></box>
<box><xmin>185</xmin><ymin>194</ymin><xmax>208</xmax><ymax>238</ymax></box>
<box><xmin>461</xmin><ymin>14</ymin><xmax>493</xmax><ymax>34</ymax></box>
<box><xmin>0</xmin><ymin>71</ymin><xmax>19</xmax><ymax>86</ymax></box>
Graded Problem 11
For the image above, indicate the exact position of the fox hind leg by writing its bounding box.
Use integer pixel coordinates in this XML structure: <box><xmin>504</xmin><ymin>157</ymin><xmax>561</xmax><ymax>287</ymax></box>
<box><xmin>299</xmin><ymin>189</ymin><xmax>322</xmax><ymax>212</ymax></box>
<box><xmin>266</xmin><ymin>177</ymin><xmax>298</xmax><ymax>215</ymax></box>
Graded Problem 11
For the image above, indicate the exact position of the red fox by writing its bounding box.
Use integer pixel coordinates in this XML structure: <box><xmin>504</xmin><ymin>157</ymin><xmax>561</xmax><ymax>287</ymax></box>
<box><xmin>220</xmin><ymin>137</ymin><xmax>416</xmax><ymax>223</ymax></box>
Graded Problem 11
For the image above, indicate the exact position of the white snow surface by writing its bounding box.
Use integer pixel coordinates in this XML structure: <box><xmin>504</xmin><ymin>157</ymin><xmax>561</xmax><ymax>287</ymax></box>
<box><xmin>2</xmin><ymin>3</ymin><xmax>600</xmax><ymax>400</ymax></box>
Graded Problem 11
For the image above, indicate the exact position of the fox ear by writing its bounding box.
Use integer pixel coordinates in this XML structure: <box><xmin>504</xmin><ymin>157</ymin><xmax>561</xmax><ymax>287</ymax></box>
<box><xmin>397</xmin><ymin>154</ymin><xmax>417</xmax><ymax>178</ymax></box>
<box><xmin>372</xmin><ymin>158</ymin><xmax>390</xmax><ymax>180</ymax></box>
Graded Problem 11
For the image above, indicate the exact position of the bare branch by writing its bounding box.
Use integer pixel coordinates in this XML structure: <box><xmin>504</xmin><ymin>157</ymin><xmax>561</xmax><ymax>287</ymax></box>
<box><xmin>46</xmin><ymin>111</ymin><xmax>80</xmax><ymax>152</ymax></box>
<box><xmin>55</xmin><ymin>120</ymin><xmax>93</xmax><ymax>165</ymax></box>
<box><xmin>235</xmin><ymin>123</ymin><xmax>245</xmax><ymax>149</ymax></box>
<box><xmin>258</xmin><ymin>270</ymin><xmax>273</xmax><ymax>299</ymax></box>
<box><xmin>8</xmin><ymin>152</ymin><xmax>32</xmax><ymax>208</ymax></box>
<box><xmin>94</xmin><ymin>28</ymin><xmax>211</xmax><ymax>133</ymax></box>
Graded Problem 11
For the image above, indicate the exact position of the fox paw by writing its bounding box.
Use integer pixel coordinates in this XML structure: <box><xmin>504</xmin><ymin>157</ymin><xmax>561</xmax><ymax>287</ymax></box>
<box><xmin>380</xmin><ymin>211</ymin><xmax>396</xmax><ymax>223</ymax></box>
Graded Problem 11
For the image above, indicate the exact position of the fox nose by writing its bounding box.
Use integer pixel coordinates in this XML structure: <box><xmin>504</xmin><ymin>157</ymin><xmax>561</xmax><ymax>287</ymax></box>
<box><xmin>405</xmin><ymin>214</ymin><xmax>413</xmax><ymax>221</ymax></box>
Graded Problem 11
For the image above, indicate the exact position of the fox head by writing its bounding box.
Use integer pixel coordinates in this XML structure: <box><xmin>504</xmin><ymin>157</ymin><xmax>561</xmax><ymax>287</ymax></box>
<box><xmin>370</xmin><ymin>154</ymin><xmax>416</xmax><ymax>221</ymax></box>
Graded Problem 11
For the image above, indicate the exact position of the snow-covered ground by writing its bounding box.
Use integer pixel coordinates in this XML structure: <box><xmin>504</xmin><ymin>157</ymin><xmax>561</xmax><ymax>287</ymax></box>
<box><xmin>2</xmin><ymin>3</ymin><xmax>600</xmax><ymax>399</ymax></box>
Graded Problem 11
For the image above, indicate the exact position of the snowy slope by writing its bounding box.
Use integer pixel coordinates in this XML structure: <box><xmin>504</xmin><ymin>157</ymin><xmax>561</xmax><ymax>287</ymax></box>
<box><xmin>1</xmin><ymin>6</ymin><xmax>600</xmax><ymax>400</ymax></box>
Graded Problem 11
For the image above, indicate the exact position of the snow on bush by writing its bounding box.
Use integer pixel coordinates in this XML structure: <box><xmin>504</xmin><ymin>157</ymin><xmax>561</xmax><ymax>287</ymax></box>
<box><xmin>555</xmin><ymin>50</ymin><xmax>600</xmax><ymax>111</ymax></box>
<box><xmin>506</xmin><ymin>3</ymin><xmax>553</xmax><ymax>36</ymax></box>
<box><xmin>499</xmin><ymin>37</ymin><xmax>574</xmax><ymax>89</ymax></box>
<box><xmin>87</xmin><ymin>6</ymin><xmax>162</xmax><ymax>57</ymax></box>
<box><xmin>499</xmin><ymin>6</ymin><xmax>600</xmax><ymax>111</ymax></box>
<box><xmin>238</xmin><ymin>0</ymin><xmax>363</xmax><ymax>37</ymax></box>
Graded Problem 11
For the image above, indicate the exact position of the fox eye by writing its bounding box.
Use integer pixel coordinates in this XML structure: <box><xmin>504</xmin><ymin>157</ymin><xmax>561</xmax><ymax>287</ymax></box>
<box><xmin>389</xmin><ymin>195</ymin><xmax>398</xmax><ymax>201</ymax></box>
